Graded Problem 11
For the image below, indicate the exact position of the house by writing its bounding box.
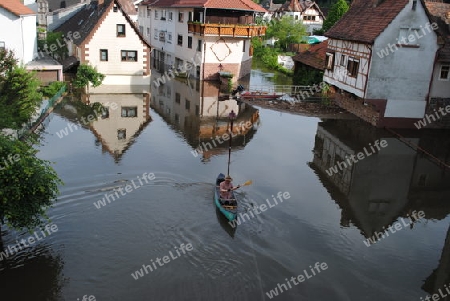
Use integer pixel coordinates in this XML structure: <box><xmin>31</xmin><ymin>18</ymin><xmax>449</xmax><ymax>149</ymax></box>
<box><xmin>137</xmin><ymin>0</ymin><xmax>267</xmax><ymax>81</ymax></box>
<box><xmin>55</xmin><ymin>0</ymin><xmax>151</xmax><ymax>88</ymax></box>
<box><xmin>423</xmin><ymin>0</ymin><xmax>450</xmax><ymax>128</ymax></box>
<box><xmin>274</xmin><ymin>0</ymin><xmax>325</xmax><ymax>35</ymax></box>
<box><xmin>35</xmin><ymin>0</ymin><xmax>137</xmax><ymax>32</ymax></box>
<box><xmin>0</xmin><ymin>0</ymin><xmax>37</xmax><ymax>64</ymax></box>
<box><xmin>323</xmin><ymin>0</ymin><xmax>448</xmax><ymax>128</ymax></box>
<box><xmin>292</xmin><ymin>40</ymin><xmax>327</xmax><ymax>84</ymax></box>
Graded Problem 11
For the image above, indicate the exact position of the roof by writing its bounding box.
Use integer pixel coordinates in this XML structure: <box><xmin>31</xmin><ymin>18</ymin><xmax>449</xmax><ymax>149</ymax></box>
<box><xmin>46</xmin><ymin>0</ymin><xmax>83</xmax><ymax>12</ymax></box>
<box><xmin>55</xmin><ymin>0</ymin><xmax>150</xmax><ymax>48</ymax></box>
<box><xmin>325</xmin><ymin>0</ymin><xmax>409</xmax><ymax>44</ymax></box>
<box><xmin>275</xmin><ymin>0</ymin><xmax>318</xmax><ymax>13</ymax></box>
<box><xmin>292</xmin><ymin>40</ymin><xmax>328</xmax><ymax>70</ymax></box>
<box><xmin>0</xmin><ymin>0</ymin><xmax>35</xmax><ymax>16</ymax></box>
<box><xmin>260</xmin><ymin>0</ymin><xmax>282</xmax><ymax>12</ymax></box>
<box><xmin>423</xmin><ymin>0</ymin><xmax>450</xmax><ymax>62</ymax></box>
<box><xmin>140</xmin><ymin>0</ymin><xmax>267</xmax><ymax>12</ymax></box>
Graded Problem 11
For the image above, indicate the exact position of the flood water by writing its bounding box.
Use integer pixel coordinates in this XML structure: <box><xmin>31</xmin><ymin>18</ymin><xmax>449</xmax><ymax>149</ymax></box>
<box><xmin>1</xmin><ymin>67</ymin><xmax>450</xmax><ymax>301</ymax></box>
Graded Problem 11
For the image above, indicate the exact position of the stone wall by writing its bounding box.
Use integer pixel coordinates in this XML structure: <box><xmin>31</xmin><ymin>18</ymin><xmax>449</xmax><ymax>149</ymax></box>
<box><xmin>334</xmin><ymin>92</ymin><xmax>380</xmax><ymax>127</ymax></box>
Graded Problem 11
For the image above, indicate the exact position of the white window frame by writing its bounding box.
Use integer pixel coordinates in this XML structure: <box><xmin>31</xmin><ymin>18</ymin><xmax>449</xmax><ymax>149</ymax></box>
<box><xmin>439</xmin><ymin>65</ymin><xmax>450</xmax><ymax>81</ymax></box>
<box><xmin>0</xmin><ymin>41</ymin><xmax>5</xmax><ymax>50</ymax></box>
<box><xmin>325</xmin><ymin>52</ymin><xmax>334</xmax><ymax>70</ymax></box>
<box><xmin>398</xmin><ymin>28</ymin><xmax>421</xmax><ymax>46</ymax></box>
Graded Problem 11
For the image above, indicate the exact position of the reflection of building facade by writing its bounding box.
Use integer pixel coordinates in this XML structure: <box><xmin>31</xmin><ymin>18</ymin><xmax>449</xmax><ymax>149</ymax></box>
<box><xmin>82</xmin><ymin>91</ymin><xmax>151</xmax><ymax>161</ymax></box>
<box><xmin>150</xmin><ymin>71</ymin><xmax>259</xmax><ymax>160</ymax></box>
<box><xmin>308</xmin><ymin>119</ymin><xmax>450</xmax><ymax>238</ymax></box>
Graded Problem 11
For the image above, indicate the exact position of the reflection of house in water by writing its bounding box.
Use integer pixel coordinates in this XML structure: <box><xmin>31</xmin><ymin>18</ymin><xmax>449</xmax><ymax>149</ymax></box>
<box><xmin>82</xmin><ymin>89</ymin><xmax>151</xmax><ymax>161</ymax></box>
<box><xmin>308</xmin><ymin>119</ymin><xmax>450</xmax><ymax>238</ymax></box>
<box><xmin>423</xmin><ymin>225</ymin><xmax>450</xmax><ymax>301</ymax></box>
<box><xmin>150</xmin><ymin>71</ymin><xmax>259</xmax><ymax>160</ymax></box>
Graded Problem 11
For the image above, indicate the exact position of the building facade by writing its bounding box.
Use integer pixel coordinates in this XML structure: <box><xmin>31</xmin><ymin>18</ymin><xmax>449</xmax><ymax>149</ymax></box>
<box><xmin>138</xmin><ymin>0</ymin><xmax>267</xmax><ymax>81</ymax></box>
<box><xmin>324</xmin><ymin>0</ymin><xmax>449</xmax><ymax>128</ymax></box>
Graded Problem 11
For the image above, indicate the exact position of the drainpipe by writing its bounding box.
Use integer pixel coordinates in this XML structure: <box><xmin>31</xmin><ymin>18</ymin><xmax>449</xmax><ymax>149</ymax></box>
<box><xmin>426</xmin><ymin>44</ymin><xmax>443</xmax><ymax>111</ymax></box>
<box><xmin>21</xmin><ymin>16</ymin><xmax>26</xmax><ymax>64</ymax></box>
<box><xmin>203</xmin><ymin>7</ymin><xmax>206</xmax><ymax>23</ymax></box>
<box><xmin>363</xmin><ymin>44</ymin><xmax>372</xmax><ymax>100</ymax></box>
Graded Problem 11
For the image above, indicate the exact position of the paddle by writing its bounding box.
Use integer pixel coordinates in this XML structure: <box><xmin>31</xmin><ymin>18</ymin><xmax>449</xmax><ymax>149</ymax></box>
<box><xmin>235</xmin><ymin>180</ymin><xmax>252</xmax><ymax>189</ymax></box>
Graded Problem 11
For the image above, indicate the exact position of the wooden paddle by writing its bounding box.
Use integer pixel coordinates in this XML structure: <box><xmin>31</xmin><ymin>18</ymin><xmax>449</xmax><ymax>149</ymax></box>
<box><xmin>235</xmin><ymin>180</ymin><xmax>252</xmax><ymax>189</ymax></box>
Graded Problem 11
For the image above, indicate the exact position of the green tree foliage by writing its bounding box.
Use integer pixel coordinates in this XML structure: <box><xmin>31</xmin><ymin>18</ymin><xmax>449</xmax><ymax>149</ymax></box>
<box><xmin>322</xmin><ymin>0</ymin><xmax>349</xmax><ymax>33</ymax></box>
<box><xmin>37</xmin><ymin>31</ymin><xmax>68</xmax><ymax>60</ymax></box>
<box><xmin>0</xmin><ymin>136</ymin><xmax>62</xmax><ymax>230</ymax></box>
<box><xmin>293</xmin><ymin>64</ymin><xmax>324</xmax><ymax>86</ymax></box>
<box><xmin>42</xmin><ymin>81</ymin><xmax>66</xmax><ymax>98</ymax></box>
<box><xmin>266</xmin><ymin>16</ymin><xmax>307</xmax><ymax>52</ymax></box>
<box><xmin>0</xmin><ymin>49</ymin><xmax>42</xmax><ymax>129</ymax></box>
<box><xmin>73</xmin><ymin>64</ymin><xmax>105</xmax><ymax>93</ymax></box>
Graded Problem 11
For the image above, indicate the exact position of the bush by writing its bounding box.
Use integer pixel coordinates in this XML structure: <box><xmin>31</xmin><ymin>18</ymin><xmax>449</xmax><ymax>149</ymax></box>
<box><xmin>42</xmin><ymin>81</ymin><xmax>66</xmax><ymax>98</ymax></box>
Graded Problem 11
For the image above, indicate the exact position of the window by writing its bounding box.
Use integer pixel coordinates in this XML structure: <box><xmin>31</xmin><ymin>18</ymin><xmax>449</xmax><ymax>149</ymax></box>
<box><xmin>161</xmin><ymin>10</ymin><xmax>166</xmax><ymax>20</ymax></box>
<box><xmin>139</xmin><ymin>25</ymin><xmax>143</xmax><ymax>33</ymax></box>
<box><xmin>147</xmin><ymin>27</ymin><xmax>150</xmax><ymax>37</ymax></box>
<box><xmin>178</xmin><ymin>12</ymin><xmax>184</xmax><ymax>22</ymax></box>
<box><xmin>121</xmin><ymin>107</ymin><xmax>137</xmax><ymax>117</ymax></box>
<box><xmin>121</xmin><ymin>50</ymin><xmax>137</xmax><ymax>62</ymax></box>
<box><xmin>440</xmin><ymin>65</ymin><xmax>450</xmax><ymax>80</ymax></box>
<box><xmin>117</xmin><ymin>129</ymin><xmax>126</xmax><ymax>140</ymax></box>
<box><xmin>155</xmin><ymin>10</ymin><xmax>158</xmax><ymax>19</ymax></box>
<box><xmin>117</xmin><ymin>24</ymin><xmax>125</xmax><ymax>37</ymax></box>
<box><xmin>101</xmin><ymin>107</ymin><xmax>109</xmax><ymax>119</ymax></box>
<box><xmin>168</xmin><ymin>32</ymin><xmax>172</xmax><ymax>43</ymax></box>
<box><xmin>154</xmin><ymin>28</ymin><xmax>158</xmax><ymax>40</ymax></box>
<box><xmin>169</xmin><ymin>12</ymin><xmax>173</xmax><ymax>21</ymax></box>
<box><xmin>175</xmin><ymin>93</ymin><xmax>181</xmax><ymax>104</ymax></box>
<box><xmin>100</xmin><ymin>49</ymin><xmax>108</xmax><ymax>61</ymax></box>
<box><xmin>185</xmin><ymin>99</ymin><xmax>190</xmax><ymax>110</ymax></box>
<box><xmin>188</xmin><ymin>11</ymin><xmax>193</xmax><ymax>22</ymax></box>
<box><xmin>398</xmin><ymin>28</ymin><xmax>420</xmax><ymax>45</ymax></box>
<box><xmin>159</xmin><ymin>31</ymin><xmax>165</xmax><ymax>42</ymax></box>
<box><xmin>0</xmin><ymin>41</ymin><xmax>5</xmax><ymax>50</ymax></box>
<box><xmin>188</xmin><ymin>36</ymin><xmax>192</xmax><ymax>48</ymax></box>
<box><xmin>347</xmin><ymin>57</ymin><xmax>359</xmax><ymax>78</ymax></box>
<box><xmin>303</xmin><ymin>15</ymin><xmax>315</xmax><ymax>21</ymax></box>
<box><xmin>340</xmin><ymin>54</ymin><xmax>346</xmax><ymax>66</ymax></box>
<box><xmin>325</xmin><ymin>52</ymin><xmax>334</xmax><ymax>71</ymax></box>
<box><xmin>243</xmin><ymin>40</ymin><xmax>246</xmax><ymax>52</ymax></box>
<box><xmin>178</xmin><ymin>34</ymin><xmax>183</xmax><ymax>46</ymax></box>
<box><xmin>197</xmin><ymin>39</ymin><xmax>202</xmax><ymax>51</ymax></box>
<box><xmin>113</xmin><ymin>5</ymin><xmax>118</xmax><ymax>12</ymax></box>
<box><xmin>412</xmin><ymin>0</ymin><xmax>417</xmax><ymax>10</ymax></box>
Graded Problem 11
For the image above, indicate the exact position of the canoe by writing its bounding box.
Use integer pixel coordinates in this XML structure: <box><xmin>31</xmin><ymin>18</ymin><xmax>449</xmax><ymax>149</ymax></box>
<box><xmin>214</xmin><ymin>173</ymin><xmax>238</xmax><ymax>221</ymax></box>
<box><xmin>240</xmin><ymin>91</ymin><xmax>283</xmax><ymax>100</ymax></box>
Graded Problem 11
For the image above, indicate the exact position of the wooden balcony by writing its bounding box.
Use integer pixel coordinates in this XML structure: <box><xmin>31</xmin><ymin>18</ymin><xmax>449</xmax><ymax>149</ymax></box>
<box><xmin>188</xmin><ymin>22</ymin><xmax>266</xmax><ymax>37</ymax></box>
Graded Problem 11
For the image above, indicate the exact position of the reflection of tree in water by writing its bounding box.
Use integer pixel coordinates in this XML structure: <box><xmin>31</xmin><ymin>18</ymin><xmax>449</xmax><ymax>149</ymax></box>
<box><xmin>0</xmin><ymin>243</ymin><xmax>66</xmax><ymax>301</ymax></box>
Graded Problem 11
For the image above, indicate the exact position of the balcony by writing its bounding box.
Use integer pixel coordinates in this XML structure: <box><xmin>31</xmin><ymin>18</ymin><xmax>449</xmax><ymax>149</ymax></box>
<box><xmin>188</xmin><ymin>22</ymin><xmax>266</xmax><ymax>38</ymax></box>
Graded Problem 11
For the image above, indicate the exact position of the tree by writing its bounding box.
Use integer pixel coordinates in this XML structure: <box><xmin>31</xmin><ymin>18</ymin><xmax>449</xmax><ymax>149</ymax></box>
<box><xmin>322</xmin><ymin>0</ymin><xmax>349</xmax><ymax>33</ymax></box>
<box><xmin>266</xmin><ymin>16</ymin><xmax>307</xmax><ymax>52</ymax></box>
<box><xmin>73</xmin><ymin>64</ymin><xmax>105</xmax><ymax>93</ymax></box>
<box><xmin>37</xmin><ymin>32</ymin><xmax>68</xmax><ymax>60</ymax></box>
<box><xmin>0</xmin><ymin>49</ymin><xmax>42</xmax><ymax>129</ymax></box>
<box><xmin>0</xmin><ymin>135</ymin><xmax>62</xmax><ymax>234</ymax></box>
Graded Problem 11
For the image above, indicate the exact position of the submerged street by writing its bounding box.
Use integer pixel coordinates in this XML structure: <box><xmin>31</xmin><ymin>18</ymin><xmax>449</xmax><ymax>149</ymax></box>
<box><xmin>0</xmin><ymin>68</ymin><xmax>450</xmax><ymax>301</ymax></box>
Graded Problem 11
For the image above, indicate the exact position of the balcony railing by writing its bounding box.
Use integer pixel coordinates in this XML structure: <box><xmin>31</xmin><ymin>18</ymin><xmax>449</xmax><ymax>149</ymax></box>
<box><xmin>188</xmin><ymin>22</ymin><xmax>266</xmax><ymax>37</ymax></box>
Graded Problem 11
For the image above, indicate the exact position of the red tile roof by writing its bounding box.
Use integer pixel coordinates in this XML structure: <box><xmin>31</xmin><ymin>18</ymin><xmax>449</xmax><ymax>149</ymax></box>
<box><xmin>0</xmin><ymin>0</ymin><xmax>35</xmax><ymax>16</ymax></box>
<box><xmin>140</xmin><ymin>0</ymin><xmax>266</xmax><ymax>12</ymax></box>
<box><xmin>292</xmin><ymin>40</ymin><xmax>328</xmax><ymax>70</ymax></box>
<box><xmin>325</xmin><ymin>0</ymin><xmax>409</xmax><ymax>44</ymax></box>
<box><xmin>424</xmin><ymin>0</ymin><xmax>450</xmax><ymax>62</ymax></box>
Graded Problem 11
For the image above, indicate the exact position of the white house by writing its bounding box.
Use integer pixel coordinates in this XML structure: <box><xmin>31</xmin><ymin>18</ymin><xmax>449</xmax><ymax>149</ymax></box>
<box><xmin>324</xmin><ymin>0</ymin><xmax>447</xmax><ymax>129</ymax></box>
<box><xmin>55</xmin><ymin>0</ymin><xmax>151</xmax><ymax>88</ymax></box>
<box><xmin>273</xmin><ymin>0</ymin><xmax>325</xmax><ymax>35</ymax></box>
<box><xmin>0</xmin><ymin>0</ymin><xmax>37</xmax><ymax>65</ymax></box>
<box><xmin>138</xmin><ymin>0</ymin><xmax>267</xmax><ymax>81</ymax></box>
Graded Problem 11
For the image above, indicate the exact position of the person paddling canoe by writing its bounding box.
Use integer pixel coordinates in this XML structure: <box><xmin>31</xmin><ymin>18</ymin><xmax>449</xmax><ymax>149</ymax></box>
<box><xmin>219</xmin><ymin>175</ymin><xmax>240</xmax><ymax>200</ymax></box>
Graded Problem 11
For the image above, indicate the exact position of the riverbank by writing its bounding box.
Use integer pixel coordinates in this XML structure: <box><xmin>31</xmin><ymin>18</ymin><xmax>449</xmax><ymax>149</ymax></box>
<box><xmin>240</xmin><ymin>98</ymin><xmax>356</xmax><ymax>119</ymax></box>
